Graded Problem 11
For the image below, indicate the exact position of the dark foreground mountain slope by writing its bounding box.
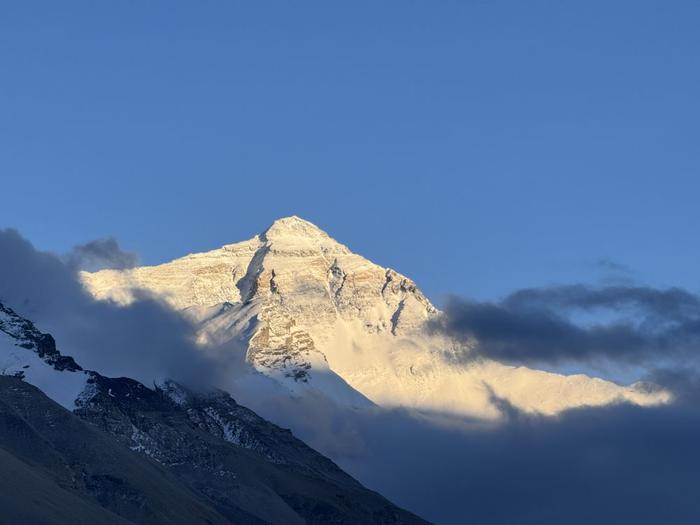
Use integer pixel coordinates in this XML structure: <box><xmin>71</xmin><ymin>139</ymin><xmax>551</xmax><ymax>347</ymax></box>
<box><xmin>0</xmin><ymin>300</ymin><xmax>430</xmax><ymax>524</ymax></box>
<box><xmin>0</xmin><ymin>376</ymin><xmax>230</xmax><ymax>525</ymax></box>
<box><xmin>76</xmin><ymin>375</ymin><xmax>425</xmax><ymax>525</ymax></box>
<box><xmin>0</xmin><ymin>446</ymin><xmax>130</xmax><ymax>525</ymax></box>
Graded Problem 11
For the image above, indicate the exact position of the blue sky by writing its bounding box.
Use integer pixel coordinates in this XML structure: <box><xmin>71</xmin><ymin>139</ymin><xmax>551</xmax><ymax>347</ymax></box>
<box><xmin>2</xmin><ymin>1</ymin><xmax>699</xmax><ymax>302</ymax></box>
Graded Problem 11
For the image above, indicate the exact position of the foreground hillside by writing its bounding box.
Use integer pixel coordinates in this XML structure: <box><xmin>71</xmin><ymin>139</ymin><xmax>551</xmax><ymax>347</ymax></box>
<box><xmin>0</xmin><ymin>300</ymin><xmax>428</xmax><ymax>525</ymax></box>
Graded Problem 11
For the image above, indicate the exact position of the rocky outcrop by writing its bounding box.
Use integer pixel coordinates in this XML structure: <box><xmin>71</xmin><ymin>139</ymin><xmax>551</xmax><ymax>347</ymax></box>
<box><xmin>0</xmin><ymin>302</ymin><xmax>81</xmax><ymax>373</ymax></box>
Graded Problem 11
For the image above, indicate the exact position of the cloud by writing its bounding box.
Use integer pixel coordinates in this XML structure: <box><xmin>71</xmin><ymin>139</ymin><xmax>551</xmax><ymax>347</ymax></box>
<box><xmin>65</xmin><ymin>237</ymin><xmax>139</xmax><ymax>271</ymax></box>
<box><xmin>413</xmin><ymin>284</ymin><xmax>700</xmax><ymax>521</ymax></box>
<box><xmin>0</xmin><ymin>228</ymin><xmax>230</xmax><ymax>389</ymax></box>
<box><xmin>240</xmin><ymin>370</ymin><xmax>700</xmax><ymax>525</ymax></box>
<box><xmin>434</xmin><ymin>285</ymin><xmax>700</xmax><ymax>365</ymax></box>
<box><xmin>595</xmin><ymin>258</ymin><xmax>635</xmax><ymax>284</ymax></box>
<box><xmin>213</xmin><ymin>282</ymin><xmax>700</xmax><ymax>525</ymax></box>
<box><xmin>596</xmin><ymin>258</ymin><xmax>632</xmax><ymax>274</ymax></box>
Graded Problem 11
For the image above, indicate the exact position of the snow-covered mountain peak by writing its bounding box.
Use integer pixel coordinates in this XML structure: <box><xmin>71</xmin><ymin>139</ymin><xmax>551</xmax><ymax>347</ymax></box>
<box><xmin>256</xmin><ymin>216</ymin><xmax>352</xmax><ymax>259</ymax></box>
<box><xmin>263</xmin><ymin>215</ymin><xmax>331</xmax><ymax>241</ymax></box>
<box><xmin>82</xmin><ymin>216</ymin><xmax>427</xmax><ymax>325</ymax></box>
<box><xmin>81</xmin><ymin>218</ymin><xmax>670</xmax><ymax>420</ymax></box>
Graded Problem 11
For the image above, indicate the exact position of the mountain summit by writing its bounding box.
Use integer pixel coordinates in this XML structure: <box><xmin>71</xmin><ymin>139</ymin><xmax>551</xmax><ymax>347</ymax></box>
<box><xmin>82</xmin><ymin>217</ymin><xmax>669</xmax><ymax>419</ymax></box>
<box><xmin>262</xmin><ymin>215</ymin><xmax>335</xmax><ymax>241</ymax></box>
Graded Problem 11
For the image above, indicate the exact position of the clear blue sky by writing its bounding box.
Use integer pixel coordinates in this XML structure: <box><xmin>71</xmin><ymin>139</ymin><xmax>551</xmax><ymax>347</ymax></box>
<box><xmin>2</xmin><ymin>1</ymin><xmax>699</xmax><ymax>302</ymax></box>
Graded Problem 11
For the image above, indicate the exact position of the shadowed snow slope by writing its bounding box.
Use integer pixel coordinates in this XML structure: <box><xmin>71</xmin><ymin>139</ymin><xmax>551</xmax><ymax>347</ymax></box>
<box><xmin>82</xmin><ymin>216</ymin><xmax>669</xmax><ymax>419</ymax></box>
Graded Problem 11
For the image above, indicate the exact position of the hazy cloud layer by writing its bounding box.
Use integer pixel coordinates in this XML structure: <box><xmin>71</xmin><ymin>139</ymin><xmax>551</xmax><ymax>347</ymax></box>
<box><xmin>65</xmin><ymin>237</ymin><xmax>139</xmax><ymax>271</ymax></box>
<box><xmin>0</xmin><ymin>228</ymin><xmax>227</xmax><ymax>388</ymax></box>
<box><xmin>240</xmin><ymin>371</ymin><xmax>700</xmax><ymax>525</ymax></box>
<box><xmin>435</xmin><ymin>285</ymin><xmax>700</xmax><ymax>365</ymax></box>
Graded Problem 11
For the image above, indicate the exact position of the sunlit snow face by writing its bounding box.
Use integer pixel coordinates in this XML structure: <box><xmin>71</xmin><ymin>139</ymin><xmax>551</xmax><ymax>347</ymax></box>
<box><xmin>79</xmin><ymin>218</ymin><xmax>669</xmax><ymax>423</ymax></box>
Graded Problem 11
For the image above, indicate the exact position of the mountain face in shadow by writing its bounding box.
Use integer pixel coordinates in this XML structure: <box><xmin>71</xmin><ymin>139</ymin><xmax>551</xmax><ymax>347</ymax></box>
<box><xmin>0</xmin><ymin>300</ymin><xmax>429</xmax><ymax>525</ymax></box>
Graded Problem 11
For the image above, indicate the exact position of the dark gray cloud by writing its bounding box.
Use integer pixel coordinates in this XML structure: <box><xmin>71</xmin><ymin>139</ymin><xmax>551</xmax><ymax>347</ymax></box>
<box><xmin>434</xmin><ymin>285</ymin><xmax>700</xmax><ymax>365</ymax></box>
<box><xmin>243</xmin><ymin>371</ymin><xmax>700</xmax><ymax>525</ymax></box>
<box><xmin>0</xmin><ymin>228</ymin><xmax>230</xmax><ymax>388</ymax></box>
<box><xmin>65</xmin><ymin>237</ymin><xmax>139</xmax><ymax>271</ymax></box>
<box><xmin>408</xmin><ymin>285</ymin><xmax>700</xmax><ymax>521</ymax></box>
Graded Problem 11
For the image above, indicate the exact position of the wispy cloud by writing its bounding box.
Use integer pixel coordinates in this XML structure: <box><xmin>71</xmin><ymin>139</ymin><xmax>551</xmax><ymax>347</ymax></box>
<box><xmin>595</xmin><ymin>258</ymin><xmax>635</xmax><ymax>285</ymax></box>
<box><xmin>65</xmin><ymin>237</ymin><xmax>139</xmax><ymax>272</ymax></box>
